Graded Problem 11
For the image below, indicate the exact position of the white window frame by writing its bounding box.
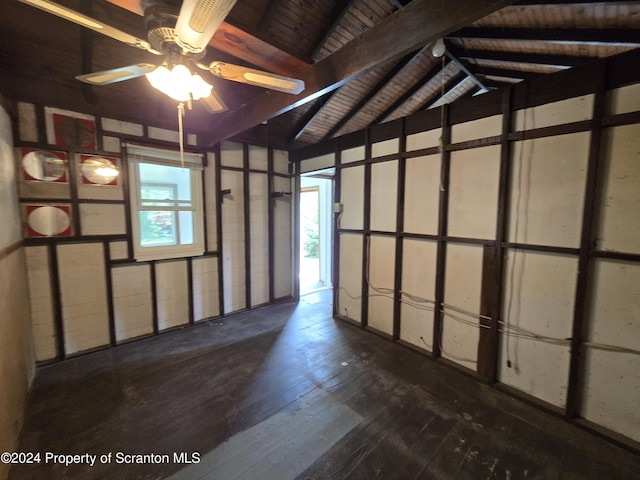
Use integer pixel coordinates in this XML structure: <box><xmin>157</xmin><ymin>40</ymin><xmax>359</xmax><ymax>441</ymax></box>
<box><xmin>127</xmin><ymin>143</ymin><xmax>205</xmax><ymax>261</ymax></box>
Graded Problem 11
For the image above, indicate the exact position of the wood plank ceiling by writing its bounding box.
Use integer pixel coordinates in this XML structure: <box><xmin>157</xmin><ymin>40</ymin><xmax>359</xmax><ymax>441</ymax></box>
<box><xmin>0</xmin><ymin>0</ymin><xmax>638</xmax><ymax>149</ymax></box>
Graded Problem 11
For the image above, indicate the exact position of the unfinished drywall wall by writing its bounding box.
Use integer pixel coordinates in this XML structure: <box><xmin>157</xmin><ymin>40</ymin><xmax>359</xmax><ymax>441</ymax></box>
<box><xmin>583</xmin><ymin>259</ymin><xmax>640</xmax><ymax>442</ymax></box>
<box><xmin>367</xmin><ymin>235</ymin><xmax>396</xmax><ymax>335</ymax></box>
<box><xmin>403</xmin><ymin>154</ymin><xmax>440</xmax><ymax>235</ymax></box>
<box><xmin>294</xmin><ymin>51</ymin><xmax>640</xmax><ymax>447</ymax></box>
<box><xmin>15</xmin><ymin>104</ymin><xmax>293</xmax><ymax>360</ymax></box>
<box><xmin>0</xmin><ymin>102</ymin><xmax>34</xmax><ymax>480</ymax></box>
<box><xmin>221</xmin><ymin>169</ymin><xmax>247</xmax><ymax>313</ymax></box>
<box><xmin>498</xmin><ymin>250</ymin><xmax>577</xmax><ymax>408</ymax></box>
<box><xmin>400</xmin><ymin>238</ymin><xmax>437</xmax><ymax>349</ymax></box>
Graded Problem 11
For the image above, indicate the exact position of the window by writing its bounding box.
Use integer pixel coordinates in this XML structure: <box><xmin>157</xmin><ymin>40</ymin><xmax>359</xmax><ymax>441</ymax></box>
<box><xmin>127</xmin><ymin>144</ymin><xmax>204</xmax><ymax>261</ymax></box>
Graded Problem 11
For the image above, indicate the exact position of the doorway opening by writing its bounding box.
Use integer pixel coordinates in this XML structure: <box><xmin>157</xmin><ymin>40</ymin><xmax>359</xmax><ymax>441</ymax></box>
<box><xmin>299</xmin><ymin>171</ymin><xmax>334</xmax><ymax>296</ymax></box>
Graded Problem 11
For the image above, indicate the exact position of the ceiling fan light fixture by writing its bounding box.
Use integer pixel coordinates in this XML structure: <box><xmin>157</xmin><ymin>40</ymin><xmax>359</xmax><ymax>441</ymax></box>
<box><xmin>146</xmin><ymin>64</ymin><xmax>213</xmax><ymax>102</ymax></box>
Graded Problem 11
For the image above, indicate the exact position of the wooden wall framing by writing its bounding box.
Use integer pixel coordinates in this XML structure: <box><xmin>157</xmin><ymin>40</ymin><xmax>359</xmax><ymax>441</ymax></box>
<box><xmin>294</xmin><ymin>48</ymin><xmax>640</xmax><ymax>452</ymax></box>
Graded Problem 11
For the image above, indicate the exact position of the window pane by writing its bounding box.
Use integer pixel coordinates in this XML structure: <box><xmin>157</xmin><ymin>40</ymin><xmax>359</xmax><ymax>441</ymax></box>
<box><xmin>139</xmin><ymin>211</ymin><xmax>177</xmax><ymax>246</ymax></box>
<box><xmin>178</xmin><ymin>211</ymin><xmax>194</xmax><ymax>245</ymax></box>
<box><xmin>139</xmin><ymin>163</ymin><xmax>192</xmax><ymax>202</ymax></box>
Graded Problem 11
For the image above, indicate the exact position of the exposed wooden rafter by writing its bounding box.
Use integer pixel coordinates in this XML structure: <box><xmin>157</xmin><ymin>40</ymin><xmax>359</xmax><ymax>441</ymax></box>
<box><xmin>459</xmin><ymin>49</ymin><xmax>597</xmax><ymax>68</ymax></box>
<box><xmin>203</xmin><ymin>0</ymin><xmax>517</xmax><ymax>146</ymax></box>
<box><xmin>450</xmin><ymin>27</ymin><xmax>640</xmax><ymax>46</ymax></box>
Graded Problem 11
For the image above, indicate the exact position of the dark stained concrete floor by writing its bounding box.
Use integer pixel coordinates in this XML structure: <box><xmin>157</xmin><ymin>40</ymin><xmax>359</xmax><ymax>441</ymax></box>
<box><xmin>10</xmin><ymin>289</ymin><xmax>640</xmax><ymax>479</ymax></box>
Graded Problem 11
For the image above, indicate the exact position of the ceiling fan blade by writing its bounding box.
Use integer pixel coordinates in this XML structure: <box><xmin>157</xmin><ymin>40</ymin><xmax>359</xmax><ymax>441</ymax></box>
<box><xmin>18</xmin><ymin>0</ymin><xmax>160</xmax><ymax>54</ymax></box>
<box><xmin>76</xmin><ymin>64</ymin><xmax>157</xmax><ymax>86</ymax></box>
<box><xmin>174</xmin><ymin>0</ymin><xmax>238</xmax><ymax>53</ymax></box>
<box><xmin>207</xmin><ymin>62</ymin><xmax>305</xmax><ymax>94</ymax></box>
<box><xmin>200</xmin><ymin>91</ymin><xmax>228</xmax><ymax>114</ymax></box>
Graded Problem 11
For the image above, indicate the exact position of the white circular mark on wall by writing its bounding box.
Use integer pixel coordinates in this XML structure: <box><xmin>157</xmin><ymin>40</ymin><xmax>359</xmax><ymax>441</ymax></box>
<box><xmin>28</xmin><ymin>206</ymin><xmax>70</xmax><ymax>236</ymax></box>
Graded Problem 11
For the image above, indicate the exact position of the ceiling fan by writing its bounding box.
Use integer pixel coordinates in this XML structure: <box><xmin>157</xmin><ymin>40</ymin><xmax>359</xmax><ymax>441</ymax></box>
<box><xmin>18</xmin><ymin>0</ymin><xmax>306</xmax><ymax>114</ymax></box>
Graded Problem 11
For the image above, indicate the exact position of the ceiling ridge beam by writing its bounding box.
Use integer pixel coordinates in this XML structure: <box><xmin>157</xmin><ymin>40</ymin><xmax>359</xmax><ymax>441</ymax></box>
<box><xmin>203</xmin><ymin>0</ymin><xmax>516</xmax><ymax>146</ymax></box>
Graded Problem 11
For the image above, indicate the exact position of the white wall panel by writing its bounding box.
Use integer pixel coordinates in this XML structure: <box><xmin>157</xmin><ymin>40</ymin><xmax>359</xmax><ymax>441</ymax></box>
<box><xmin>596</xmin><ymin>125</ymin><xmax>640</xmax><ymax>254</ymax></box>
<box><xmin>400</xmin><ymin>239</ymin><xmax>437</xmax><ymax>350</ymax></box>
<box><xmin>220</xmin><ymin>141</ymin><xmax>244</xmax><ymax>168</ymax></box>
<box><xmin>498</xmin><ymin>251</ymin><xmax>576</xmax><ymax>408</ymax></box>
<box><xmin>406</xmin><ymin>128</ymin><xmax>441</xmax><ymax>151</ymax></box>
<box><xmin>155</xmin><ymin>260</ymin><xmax>189</xmax><ymax>330</ymax></box>
<box><xmin>403</xmin><ymin>155</ymin><xmax>440</xmax><ymax>235</ymax></box>
<box><xmin>273</xmin><ymin>175</ymin><xmax>292</xmax><ymax>299</ymax></box>
<box><xmin>367</xmin><ymin>235</ymin><xmax>395</xmax><ymax>335</ymax></box>
<box><xmin>300</xmin><ymin>153</ymin><xmax>334</xmax><ymax>173</ymax></box>
<box><xmin>79</xmin><ymin>203</ymin><xmax>126</xmax><ymax>235</ymax></box>
<box><xmin>339</xmin><ymin>166</ymin><xmax>364</xmax><ymax>230</ymax></box>
<box><xmin>192</xmin><ymin>257</ymin><xmax>220</xmax><ymax>321</ymax></box>
<box><xmin>513</xmin><ymin>95</ymin><xmax>593</xmax><ymax>131</ymax></box>
<box><xmin>58</xmin><ymin>243</ymin><xmax>110</xmax><ymax>354</ymax></box>
<box><xmin>341</xmin><ymin>146</ymin><xmax>365</xmax><ymax>164</ymax></box>
<box><xmin>273</xmin><ymin>149</ymin><xmax>289</xmax><ymax>174</ymax></box>
<box><xmin>448</xmin><ymin>145</ymin><xmax>500</xmax><ymax>239</ymax></box>
<box><xmin>442</xmin><ymin>244</ymin><xmax>483</xmax><ymax>370</ymax></box>
<box><xmin>582</xmin><ymin>259</ymin><xmax>640</xmax><ymax>443</ymax></box>
<box><xmin>250</xmin><ymin>173</ymin><xmax>270</xmax><ymax>306</ymax></box>
<box><xmin>370</xmin><ymin>160</ymin><xmax>398</xmax><ymax>232</ymax></box>
<box><xmin>452</xmin><ymin>114</ymin><xmax>502</xmax><ymax>143</ymax></box>
<box><xmin>204</xmin><ymin>152</ymin><xmax>218</xmax><ymax>252</ymax></box>
<box><xmin>221</xmin><ymin>170</ymin><xmax>246</xmax><ymax>312</ymax></box>
<box><xmin>249</xmin><ymin>145</ymin><xmax>268</xmax><ymax>171</ymax></box>
<box><xmin>338</xmin><ymin>233</ymin><xmax>362</xmax><ymax>322</ymax></box>
<box><xmin>101</xmin><ymin>118</ymin><xmax>143</xmax><ymax>136</ymax></box>
<box><xmin>112</xmin><ymin>265</ymin><xmax>153</xmax><ymax>342</ymax></box>
<box><xmin>605</xmin><ymin>83</ymin><xmax>640</xmax><ymax>116</ymax></box>
<box><xmin>371</xmin><ymin>138</ymin><xmax>399</xmax><ymax>157</ymax></box>
<box><xmin>109</xmin><ymin>241</ymin><xmax>128</xmax><ymax>260</ymax></box>
<box><xmin>25</xmin><ymin>246</ymin><xmax>56</xmax><ymax>361</ymax></box>
<box><xmin>148</xmin><ymin>126</ymin><xmax>180</xmax><ymax>144</ymax></box>
<box><xmin>508</xmin><ymin>133</ymin><xmax>590</xmax><ymax>248</ymax></box>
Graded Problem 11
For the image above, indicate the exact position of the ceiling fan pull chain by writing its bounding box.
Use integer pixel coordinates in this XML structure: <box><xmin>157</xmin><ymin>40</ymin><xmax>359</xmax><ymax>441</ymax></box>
<box><xmin>178</xmin><ymin>102</ymin><xmax>186</xmax><ymax>169</ymax></box>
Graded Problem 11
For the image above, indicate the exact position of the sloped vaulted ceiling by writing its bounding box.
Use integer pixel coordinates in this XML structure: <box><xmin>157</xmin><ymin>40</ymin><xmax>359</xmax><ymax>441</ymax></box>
<box><xmin>0</xmin><ymin>0</ymin><xmax>638</xmax><ymax>149</ymax></box>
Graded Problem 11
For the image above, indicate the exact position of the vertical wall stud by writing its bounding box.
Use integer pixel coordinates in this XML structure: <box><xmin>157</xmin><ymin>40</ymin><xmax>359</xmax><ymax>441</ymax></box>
<box><xmin>150</xmin><ymin>261</ymin><xmax>159</xmax><ymax>334</ymax></box>
<box><xmin>243</xmin><ymin>144</ymin><xmax>252</xmax><ymax>308</ymax></box>
<box><xmin>392</xmin><ymin>119</ymin><xmax>407</xmax><ymax>340</ymax></box>
<box><xmin>479</xmin><ymin>86</ymin><xmax>513</xmax><ymax>382</ymax></box>
<box><xmin>49</xmin><ymin>242</ymin><xmax>65</xmax><ymax>359</ymax></box>
<box><xmin>187</xmin><ymin>257</ymin><xmax>195</xmax><ymax>324</ymax></box>
<box><xmin>566</xmin><ymin>66</ymin><xmax>606</xmax><ymax>420</ymax></box>
<box><xmin>267</xmin><ymin>146</ymin><xmax>275</xmax><ymax>303</ymax></box>
<box><xmin>361</xmin><ymin>129</ymin><xmax>372</xmax><ymax>328</ymax></box>
<box><xmin>293</xmin><ymin>159</ymin><xmax>301</xmax><ymax>301</ymax></box>
<box><xmin>103</xmin><ymin>240</ymin><xmax>116</xmax><ymax>345</ymax></box>
<box><xmin>433</xmin><ymin>105</ymin><xmax>451</xmax><ymax>358</ymax></box>
<box><xmin>214</xmin><ymin>143</ymin><xmax>225</xmax><ymax>316</ymax></box>
<box><xmin>333</xmin><ymin>140</ymin><xmax>342</xmax><ymax>318</ymax></box>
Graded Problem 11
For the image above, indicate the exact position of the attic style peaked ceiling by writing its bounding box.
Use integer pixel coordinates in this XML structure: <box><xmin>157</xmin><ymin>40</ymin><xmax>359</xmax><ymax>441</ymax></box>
<box><xmin>1</xmin><ymin>0</ymin><xmax>639</xmax><ymax>149</ymax></box>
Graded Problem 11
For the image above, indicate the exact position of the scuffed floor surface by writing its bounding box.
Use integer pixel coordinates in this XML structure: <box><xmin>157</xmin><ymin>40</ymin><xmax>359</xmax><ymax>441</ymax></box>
<box><xmin>10</xmin><ymin>290</ymin><xmax>640</xmax><ymax>479</ymax></box>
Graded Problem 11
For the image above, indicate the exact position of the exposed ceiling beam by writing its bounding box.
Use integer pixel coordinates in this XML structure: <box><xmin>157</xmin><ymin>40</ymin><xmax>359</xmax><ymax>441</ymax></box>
<box><xmin>444</xmin><ymin>45</ymin><xmax>490</xmax><ymax>93</ymax></box>
<box><xmin>311</xmin><ymin>0</ymin><xmax>357</xmax><ymax>60</ymax></box>
<box><xmin>458</xmin><ymin>49</ymin><xmax>596</xmax><ymax>67</ymax></box>
<box><xmin>421</xmin><ymin>71</ymin><xmax>467</xmax><ymax>109</ymax></box>
<box><xmin>257</xmin><ymin>0</ymin><xmax>281</xmax><ymax>32</ymax></box>
<box><xmin>475</xmin><ymin>66</ymin><xmax>540</xmax><ymax>81</ymax></box>
<box><xmin>450</xmin><ymin>27</ymin><xmax>640</xmax><ymax>46</ymax></box>
<box><xmin>322</xmin><ymin>49</ymin><xmax>423</xmax><ymax>140</ymax></box>
<box><xmin>370</xmin><ymin>58</ymin><xmax>453</xmax><ymax>126</ymax></box>
<box><xmin>428</xmin><ymin>77</ymin><xmax>478</xmax><ymax>109</ymax></box>
<box><xmin>202</xmin><ymin>0</ymin><xmax>516</xmax><ymax>146</ymax></box>
<box><xmin>288</xmin><ymin>90</ymin><xmax>341</xmax><ymax>143</ymax></box>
